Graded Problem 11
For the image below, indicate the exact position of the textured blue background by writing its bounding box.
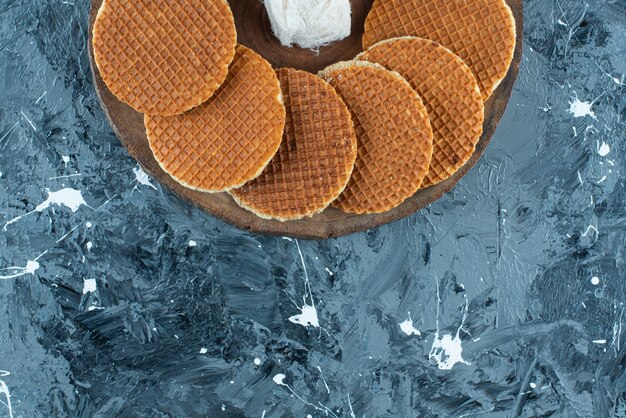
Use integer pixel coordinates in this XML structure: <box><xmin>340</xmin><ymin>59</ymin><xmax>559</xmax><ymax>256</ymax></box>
<box><xmin>0</xmin><ymin>1</ymin><xmax>625</xmax><ymax>417</ymax></box>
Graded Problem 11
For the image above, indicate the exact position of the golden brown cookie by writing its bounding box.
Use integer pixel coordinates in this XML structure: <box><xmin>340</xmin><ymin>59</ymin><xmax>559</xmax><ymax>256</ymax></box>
<box><xmin>362</xmin><ymin>0</ymin><xmax>516</xmax><ymax>100</ymax></box>
<box><xmin>93</xmin><ymin>0</ymin><xmax>237</xmax><ymax>115</ymax></box>
<box><xmin>145</xmin><ymin>45</ymin><xmax>285</xmax><ymax>193</ymax></box>
<box><xmin>319</xmin><ymin>61</ymin><xmax>433</xmax><ymax>214</ymax></box>
<box><xmin>359</xmin><ymin>37</ymin><xmax>484</xmax><ymax>187</ymax></box>
<box><xmin>230</xmin><ymin>68</ymin><xmax>357</xmax><ymax>221</ymax></box>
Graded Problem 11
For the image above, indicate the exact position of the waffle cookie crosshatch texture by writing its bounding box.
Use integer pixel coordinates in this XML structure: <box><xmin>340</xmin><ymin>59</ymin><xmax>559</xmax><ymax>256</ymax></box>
<box><xmin>88</xmin><ymin>0</ymin><xmax>523</xmax><ymax>239</ymax></box>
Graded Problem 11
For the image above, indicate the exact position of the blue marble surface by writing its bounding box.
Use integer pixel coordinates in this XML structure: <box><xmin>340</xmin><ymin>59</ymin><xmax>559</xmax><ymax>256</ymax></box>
<box><xmin>0</xmin><ymin>1</ymin><xmax>625</xmax><ymax>417</ymax></box>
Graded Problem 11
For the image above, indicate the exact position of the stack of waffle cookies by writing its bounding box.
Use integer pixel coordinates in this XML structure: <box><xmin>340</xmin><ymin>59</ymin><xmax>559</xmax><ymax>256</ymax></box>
<box><xmin>93</xmin><ymin>0</ymin><xmax>516</xmax><ymax>221</ymax></box>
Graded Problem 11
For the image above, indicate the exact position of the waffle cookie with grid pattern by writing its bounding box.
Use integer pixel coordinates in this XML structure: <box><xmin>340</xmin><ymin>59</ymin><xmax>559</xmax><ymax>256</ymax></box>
<box><xmin>230</xmin><ymin>68</ymin><xmax>357</xmax><ymax>221</ymax></box>
<box><xmin>145</xmin><ymin>45</ymin><xmax>285</xmax><ymax>193</ymax></box>
<box><xmin>319</xmin><ymin>61</ymin><xmax>433</xmax><ymax>215</ymax></box>
<box><xmin>359</xmin><ymin>37</ymin><xmax>484</xmax><ymax>188</ymax></box>
<box><xmin>362</xmin><ymin>0</ymin><xmax>516</xmax><ymax>100</ymax></box>
<box><xmin>93</xmin><ymin>0</ymin><xmax>237</xmax><ymax>116</ymax></box>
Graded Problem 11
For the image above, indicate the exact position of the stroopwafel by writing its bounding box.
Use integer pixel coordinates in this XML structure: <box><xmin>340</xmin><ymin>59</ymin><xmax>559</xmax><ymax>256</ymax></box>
<box><xmin>145</xmin><ymin>45</ymin><xmax>286</xmax><ymax>193</ymax></box>
<box><xmin>319</xmin><ymin>61</ymin><xmax>433</xmax><ymax>214</ymax></box>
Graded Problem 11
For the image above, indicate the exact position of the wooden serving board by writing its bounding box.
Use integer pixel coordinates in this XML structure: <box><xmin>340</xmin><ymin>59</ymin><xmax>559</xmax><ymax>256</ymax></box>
<box><xmin>88</xmin><ymin>0</ymin><xmax>523</xmax><ymax>239</ymax></box>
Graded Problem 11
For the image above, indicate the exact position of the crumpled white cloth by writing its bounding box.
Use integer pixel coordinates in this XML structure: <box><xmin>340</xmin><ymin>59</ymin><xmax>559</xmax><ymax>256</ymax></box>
<box><xmin>263</xmin><ymin>0</ymin><xmax>352</xmax><ymax>49</ymax></box>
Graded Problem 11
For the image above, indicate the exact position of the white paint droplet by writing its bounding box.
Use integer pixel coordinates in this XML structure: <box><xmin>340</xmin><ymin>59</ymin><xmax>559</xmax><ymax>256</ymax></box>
<box><xmin>86</xmin><ymin>242</ymin><xmax>93</xmax><ymax>252</ymax></box>
<box><xmin>399</xmin><ymin>314</ymin><xmax>421</xmax><ymax>336</ymax></box>
<box><xmin>530</xmin><ymin>382</ymin><xmax>537</xmax><ymax>389</ymax></box>
<box><xmin>132</xmin><ymin>166</ymin><xmax>157</xmax><ymax>190</ymax></box>
<box><xmin>4</xmin><ymin>188</ymin><xmax>87</xmax><ymax>230</ymax></box>
<box><xmin>221</xmin><ymin>404</ymin><xmax>226</xmax><ymax>411</ymax></box>
<box><xmin>82</xmin><ymin>278</ymin><xmax>97</xmax><ymax>294</ymax></box>
<box><xmin>85</xmin><ymin>222</ymin><xmax>92</xmax><ymax>228</ymax></box>
<box><xmin>0</xmin><ymin>260</ymin><xmax>41</xmax><ymax>280</ymax></box>
<box><xmin>429</xmin><ymin>333</ymin><xmax>470</xmax><ymax>370</ymax></box>
<box><xmin>0</xmin><ymin>374</ymin><xmax>14</xmax><ymax>418</ymax></box>
<box><xmin>254</xmin><ymin>358</ymin><xmax>261</xmax><ymax>366</ymax></box>
<box><xmin>324</xmin><ymin>267</ymin><xmax>334</xmax><ymax>276</ymax></box>
<box><xmin>273</xmin><ymin>374</ymin><xmax>286</xmax><ymax>385</ymax></box>
<box><xmin>591</xmin><ymin>276</ymin><xmax>600</xmax><ymax>286</ymax></box>
<box><xmin>188</xmin><ymin>240</ymin><xmax>197</xmax><ymax>247</ymax></box>
<box><xmin>597</xmin><ymin>142</ymin><xmax>611</xmax><ymax>157</ymax></box>
<box><xmin>568</xmin><ymin>98</ymin><xmax>597</xmax><ymax>119</ymax></box>
<box><xmin>62</xmin><ymin>155</ymin><xmax>70</xmax><ymax>165</ymax></box>
<box><xmin>38</xmin><ymin>188</ymin><xmax>87</xmax><ymax>212</ymax></box>
<box><xmin>289</xmin><ymin>304</ymin><xmax>319</xmax><ymax>328</ymax></box>
<box><xmin>199</xmin><ymin>348</ymin><xmax>208</xmax><ymax>354</ymax></box>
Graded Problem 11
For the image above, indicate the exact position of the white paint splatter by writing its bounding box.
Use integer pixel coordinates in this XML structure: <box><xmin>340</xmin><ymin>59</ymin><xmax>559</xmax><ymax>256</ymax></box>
<box><xmin>288</xmin><ymin>239</ymin><xmax>321</xmax><ymax>329</ymax></box>
<box><xmin>557</xmin><ymin>19</ymin><xmax>567</xmax><ymax>26</ymax></box>
<box><xmin>0</xmin><ymin>251</ymin><xmax>45</xmax><ymax>280</ymax></box>
<box><xmin>0</xmin><ymin>122</ymin><xmax>19</xmax><ymax>144</ymax></box>
<box><xmin>581</xmin><ymin>225</ymin><xmax>599</xmax><ymax>237</ymax></box>
<box><xmin>62</xmin><ymin>155</ymin><xmax>70</xmax><ymax>165</ymax></box>
<box><xmin>324</xmin><ymin>267</ymin><xmax>334</xmax><ymax>276</ymax></box>
<box><xmin>289</xmin><ymin>304</ymin><xmax>319</xmax><ymax>328</ymax></box>
<box><xmin>430</xmin><ymin>332</ymin><xmax>470</xmax><ymax>370</ymax></box>
<box><xmin>429</xmin><ymin>278</ymin><xmax>470</xmax><ymax>370</ymax></box>
<box><xmin>597</xmin><ymin>142</ymin><xmax>611</xmax><ymax>157</ymax></box>
<box><xmin>86</xmin><ymin>242</ymin><xmax>93</xmax><ymax>252</ymax></box>
<box><xmin>399</xmin><ymin>312</ymin><xmax>421</xmax><ymax>336</ymax></box>
<box><xmin>591</xmin><ymin>276</ymin><xmax>600</xmax><ymax>286</ymax></box>
<box><xmin>568</xmin><ymin>98</ymin><xmax>597</xmax><ymax>119</ymax></box>
<box><xmin>592</xmin><ymin>339</ymin><xmax>607</xmax><ymax>344</ymax></box>
<box><xmin>188</xmin><ymin>240</ymin><xmax>197</xmax><ymax>247</ymax></box>
<box><xmin>273</xmin><ymin>374</ymin><xmax>286</xmax><ymax>385</ymax></box>
<box><xmin>253</xmin><ymin>358</ymin><xmax>261</xmax><ymax>366</ymax></box>
<box><xmin>35</xmin><ymin>91</ymin><xmax>47</xmax><ymax>104</ymax></box>
<box><xmin>82</xmin><ymin>278</ymin><xmax>97</xmax><ymax>294</ymax></box>
<box><xmin>3</xmin><ymin>188</ymin><xmax>87</xmax><ymax>230</ymax></box>
<box><xmin>199</xmin><ymin>348</ymin><xmax>208</xmax><ymax>354</ymax></box>
<box><xmin>132</xmin><ymin>166</ymin><xmax>157</xmax><ymax>190</ymax></box>
<box><xmin>347</xmin><ymin>393</ymin><xmax>356</xmax><ymax>418</ymax></box>
<box><xmin>221</xmin><ymin>404</ymin><xmax>226</xmax><ymax>411</ymax></box>
<box><xmin>20</xmin><ymin>110</ymin><xmax>36</xmax><ymax>131</ymax></box>
<box><xmin>273</xmin><ymin>373</ymin><xmax>338</xmax><ymax>418</ymax></box>
<box><xmin>0</xmin><ymin>371</ymin><xmax>13</xmax><ymax>418</ymax></box>
<box><xmin>611</xmin><ymin>307</ymin><xmax>623</xmax><ymax>357</ymax></box>
<box><xmin>49</xmin><ymin>173</ymin><xmax>82</xmax><ymax>180</ymax></box>
<box><xmin>282</xmin><ymin>237</ymin><xmax>293</xmax><ymax>241</ymax></box>
<box><xmin>316</xmin><ymin>366</ymin><xmax>330</xmax><ymax>394</ymax></box>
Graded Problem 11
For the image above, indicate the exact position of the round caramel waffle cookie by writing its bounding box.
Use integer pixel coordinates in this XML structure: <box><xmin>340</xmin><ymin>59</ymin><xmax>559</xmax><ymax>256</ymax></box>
<box><xmin>319</xmin><ymin>61</ymin><xmax>433</xmax><ymax>215</ymax></box>
<box><xmin>362</xmin><ymin>0</ymin><xmax>516</xmax><ymax>100</ymax></box>
<box><xmin>359</xmin><ymin>37</ymin><xmax>484</xmax><ymax>188</ymax></box>
<box><xmin>230</xmin><ymin>68</ymin><xmax>357</xmax><ymax>221</ymax></box>
<box><xmin>145</xmin><ymin>44</ymin><xmax>285</xmax><ymax>193</ymax></box>
<box><xmin>92</xmin><ymin>0</ymin><xmax>237</xmax><ymax>116</ymax></box>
